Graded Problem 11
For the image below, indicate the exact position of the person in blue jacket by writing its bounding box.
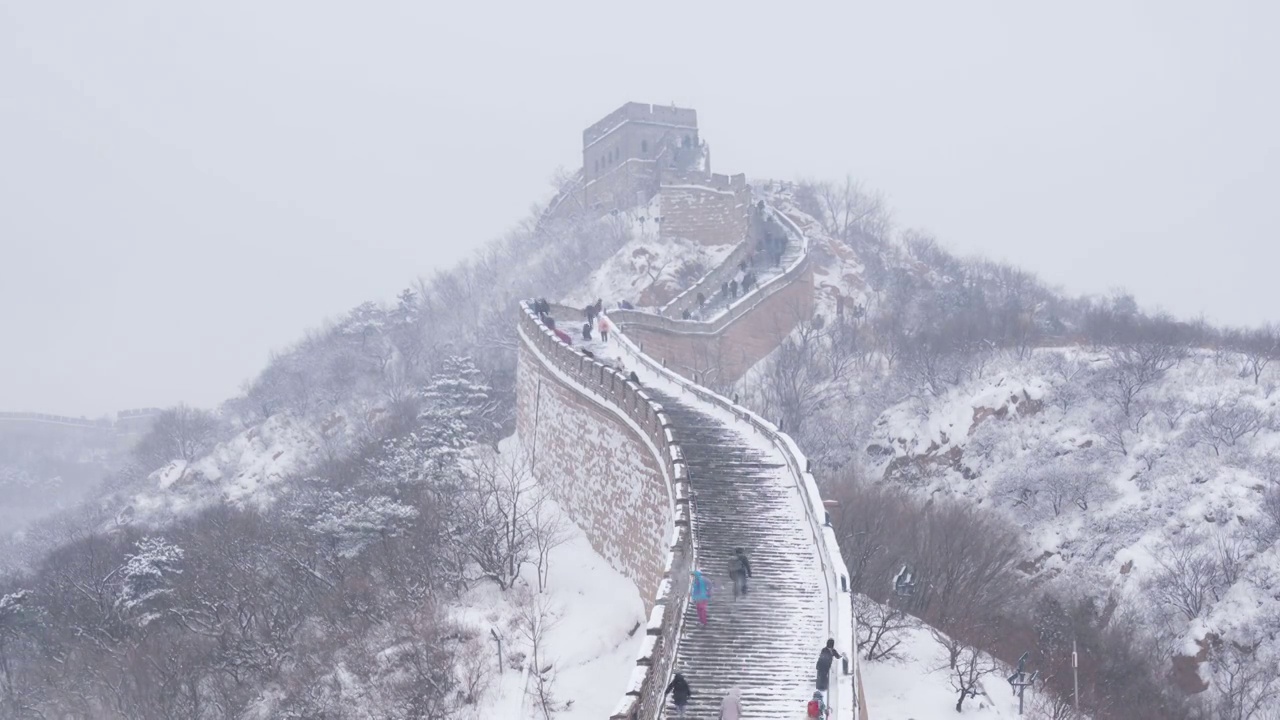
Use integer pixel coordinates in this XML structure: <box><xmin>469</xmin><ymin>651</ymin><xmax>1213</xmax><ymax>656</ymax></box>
<box><xmin>690</xmin><ymin>569</ymin><xmax>711</xmax><ymax>626</ymax></box>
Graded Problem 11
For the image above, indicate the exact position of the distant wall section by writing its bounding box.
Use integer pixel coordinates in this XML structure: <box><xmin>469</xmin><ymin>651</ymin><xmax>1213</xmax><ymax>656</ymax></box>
<box><xmin>616</xmin><ymin>262</ymin><xmax>814</xmax><ymax>386</ymax></box>
<box><xmin>659</xmin><ymin>172</ymin><xmax>751</xmax><ymax>248</ymax></box>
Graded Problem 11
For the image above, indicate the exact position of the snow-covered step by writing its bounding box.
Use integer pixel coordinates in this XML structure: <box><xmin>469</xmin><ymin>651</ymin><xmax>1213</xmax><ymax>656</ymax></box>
<box><xmin>645</xmin><ymin>389</ymin><xmax>828</xmax><ymax>720</ymax></box>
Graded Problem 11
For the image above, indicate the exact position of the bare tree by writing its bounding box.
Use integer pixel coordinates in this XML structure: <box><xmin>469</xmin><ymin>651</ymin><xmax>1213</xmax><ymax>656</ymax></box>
<box><xmin>854</xmin><ymin>595</ymin><xmax>912</xmax><ymax>661</ymax></box>
<box><xmin>459</xmin><ymin>450</ymin><xmax>537</xmax><ymax>591</ymax></box>
<box><xmin>1028</xmin><ymin>690</ymin><xmax>1084</xmax><ymax>720</ymax></box>
<box><xmin>1098</xmin><ymin>343</ymin><xmax>1184</xmax><ymax>419</ymax></box>
<box><xmin>1046</xmin><ymin>353</ymin><xmax>1091</xmax><ymax>415</ymax></box>
<box><xmin>133</xmin><ymin>405</ymin><xmax>221</xmax><ymax>471</ymax></box>
<box><xmin>516</xmin><ymin>591</ymin><xmax>564</xmax><ymax>720</ymax></box>
<box><xmin>1146</xmin><ymin>533</ymin><xmax>1221</xmax><ymax>621</ymax></box>
<box><xmin>1203</xmin><ymin>644</ymin><xmax>1280</xmax><ymax>720</ymax></box>
<box><xmin>1235</xmin><ymin>325</ymin><xmax>1280</xmax><ymax>386</ymax></box>
<box><xmin>1192</xmin><ymin>396</ymin><xmax>1267</xmax><ymax>456</ymax></box>
<box><xmin>529</xmin><ymin>495</ymin><xmax>571</xmax><ymax>594</ymax></box>
<box><xmin>1097</xmin><ymin>410</ymin><xmax>1135</xmax><ymax>457</ymax></box>
<box><xmin>812</xmin><ymin>176</ymin><xmax>893</xmax><ymax>248</ymax></box>
<box><xmin>1212</xmin><ymin>529</ymin><xmax>1250</xmax><ymax>587</ymax></box>
<box><xmin>932</xmin><ymin>634</ymin><xmax>998</xmax><ymax>713</ymax></box>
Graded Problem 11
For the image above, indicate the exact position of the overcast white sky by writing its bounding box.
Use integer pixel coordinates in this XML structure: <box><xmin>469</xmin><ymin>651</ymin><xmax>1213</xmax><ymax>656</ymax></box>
<box><xmin>2</xmin><ymin>0</ymin><xmax>1277</xmax><ymax>417</ymax></box>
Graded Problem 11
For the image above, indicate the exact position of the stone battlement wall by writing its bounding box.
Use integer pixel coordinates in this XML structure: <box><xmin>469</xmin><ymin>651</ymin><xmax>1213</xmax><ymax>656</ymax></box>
<box><xmin>515</xmin><ymin>303</ymin><xmax>694</xmax><ymax>720</ymax></box>
<box><xmin>615</xmin><ymin>261</ymin><xmax>814</xmax><ymax>387</ymax></box>
<box><xmin>658</xmin><ymin>173</ymin><xmax>751</xmax><ymax>248</ymax></box>
<box><xmin>584</xmin><ymin>102</ymin><xmax>698</xmax><ymax>147</ymax></box>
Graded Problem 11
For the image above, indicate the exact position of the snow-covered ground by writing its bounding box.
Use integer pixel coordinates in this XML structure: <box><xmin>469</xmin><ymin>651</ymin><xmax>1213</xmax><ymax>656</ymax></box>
<box><xmin>564</xmin><ymin>195</ymin><xmax>736</xmax><ymax>309</ymax></box>
<box><xmin>862</xmin><ymin>619</ymin><xmax>1080</xmax><ymax>719</ymax></box>
<box><xmin>460</xmin><ymin>435</ymin><xmax>646</xmax><ymax>720</ymax></box>
<box><xmin>125</xmin><ymin>412</ymin><xmax>326</xmax><ymax>525</ymax></box>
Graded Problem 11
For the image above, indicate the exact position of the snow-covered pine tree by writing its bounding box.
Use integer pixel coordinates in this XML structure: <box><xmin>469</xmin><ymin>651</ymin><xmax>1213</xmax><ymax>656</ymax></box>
<box><xmin>115</xmin><ymin>537</ymin><xmax>184</xmax><ymax>627</ymax></box>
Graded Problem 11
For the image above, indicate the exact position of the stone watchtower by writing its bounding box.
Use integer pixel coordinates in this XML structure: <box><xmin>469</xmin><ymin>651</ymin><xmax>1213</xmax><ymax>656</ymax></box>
<box><xmin>581</xmin><ymin>102</ymin><xmax>708</xmax><ymax>211</ymax></box>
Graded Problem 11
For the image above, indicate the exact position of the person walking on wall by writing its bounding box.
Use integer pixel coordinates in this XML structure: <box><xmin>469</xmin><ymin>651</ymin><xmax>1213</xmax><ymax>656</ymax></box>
<box><xmin>719</xmin><ymin>687</ymin><xmax>743</xmax><ymax>720</ymax></box>
<box><xmin>806</xmin><ymin>690</ymin><xmax>827</xmax><ymax>719</ymax></box>
<box><xmin>815</xmin><ymin>638</ymin><xmax>843</xmax><ymax>694</ymax></box>
<box><xmin>597</xmin><ymin>314</ymin><xmax>611</xmax><ymax>342</ymax></box>
<box><xmin>729</xmin><ymin>547</ymin><xmax>752</xmax><ymax>599</ymax></box>
<box><xmin>665</xmin><ymin>673</ymin><xmax>693</xmax><ymax>718</ymax></box>
<box><xmin>690</xmin><ymin>569</ymin><xmax>711</xmax><ymax>626</ymax></box>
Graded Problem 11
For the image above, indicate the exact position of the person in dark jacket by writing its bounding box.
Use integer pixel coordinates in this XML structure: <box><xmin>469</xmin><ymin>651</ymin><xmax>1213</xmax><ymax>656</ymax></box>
<box><xmin>582</xmin><ymin>322</ymin><xmax>593</xmax><ymax>341</ymax></box>
<box><xmin>585</xmin><ymin>303</ymin><xmax>597</xmax><ymax>326</ymax></box>
<box><xmin>815</xmin><ymin>638</ymin><xmax>842</xmax><ymax>692</ymax></box>
<box><xmin>628</xmin><ymin>370</ymin><xmax>640</xmax><ymax>385</ymax></box>
<box><xmin>729</xmin><ymin>547</ymin><xmax>752</xmax><ymax>598</ymax></box>
<box><xmin>665</xmin><ymin>673</ymin><xmax>692</xmax><ymax>717</ymax></box>
<box><xmin>697</xmin><ymin>291</ymin><xmax>706</xmax><ymax>307</ymax></box>
<box><xmin>729</xmin><ymin>279</ymin><xmax>738</xmax><ymax>298</ymax></box>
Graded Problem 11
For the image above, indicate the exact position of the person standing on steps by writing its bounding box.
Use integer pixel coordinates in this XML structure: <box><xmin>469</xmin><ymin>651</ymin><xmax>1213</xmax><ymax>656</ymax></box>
<box><xmin>815</xmin><ymin>638</ymin><xmax>843</xmax><ymax>695</ymax></box>
<box><xmin>729</xmin><ymin>547</ymin><xmax>752</xmax><ymax>598</ymax></box>
<box><xmin>664</xmin><ymin>673</ymin><xmax>692</xmax><ymax>718</ymax></box>
<box><xmin>719</xmin><ymin>687</ymin><xmax>743</xmax><ymax>720</ymax></box>
<box><xmin>597</xmin><ymin>314</ymin><xmax>611</xmax><ymax>342</ymax></box>
<box><xmin>806</xmin><ymin>690</ymin><xmax>827</xmax><ymax>718</ymax></box>
<box><xmin>690</xmin><ymin>570</ymin><xmax>711</xmax><ymax>626</ymax></box>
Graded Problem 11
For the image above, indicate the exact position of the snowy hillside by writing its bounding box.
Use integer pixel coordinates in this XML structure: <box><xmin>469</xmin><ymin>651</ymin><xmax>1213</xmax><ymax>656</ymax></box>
<box><xmin>865</xmin><ymin>347</ymin><xmax>1280</xmax><ymax>693</ymax></box>
<box><xmin>734</xmin><ymin>179</ymin><xmax>1280</xmax><ymax>716</ymax></box>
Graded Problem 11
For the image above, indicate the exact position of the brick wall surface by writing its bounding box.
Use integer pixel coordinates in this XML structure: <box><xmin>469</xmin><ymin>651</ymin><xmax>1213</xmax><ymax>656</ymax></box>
<box><xmin>658</xmin><ymin>181</ymin><xmax>750</xmax><ymax>248</ymax></box>
<box><xmin>516</xmin><ymin>343</ymin><xmax>671</xmax><ymax>610</ymax></box>
<box><xmin>621</xmin><ymin>264</ymin><xmax>814</xmax><ymax>386</ymax></box>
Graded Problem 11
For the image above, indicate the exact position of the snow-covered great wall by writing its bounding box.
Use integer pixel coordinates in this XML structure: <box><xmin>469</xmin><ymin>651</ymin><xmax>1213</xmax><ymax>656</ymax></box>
<box><xmin>515</xmin><ymin>201</ymin><xmax>867</xmax><ymax>719</ymax></box>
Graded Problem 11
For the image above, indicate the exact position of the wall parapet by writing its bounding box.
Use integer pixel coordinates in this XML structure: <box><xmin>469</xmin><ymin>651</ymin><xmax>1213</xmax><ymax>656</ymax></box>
<box><xmin>516</xmin><ymin>302</ymin><xmax>696</xmax><ymax>720</ymax></box>
<box><xmin>611</xmin><ymin>220</ymin><xmax>810</xmax><ymax>345</ymax></box>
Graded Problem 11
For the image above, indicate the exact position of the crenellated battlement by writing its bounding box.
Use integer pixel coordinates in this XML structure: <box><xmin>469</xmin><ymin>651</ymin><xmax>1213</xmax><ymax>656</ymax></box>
<box><xmin>583</xmin><ymin>102</ymin><xmax>698</xmax><ymax>147</ymax></box>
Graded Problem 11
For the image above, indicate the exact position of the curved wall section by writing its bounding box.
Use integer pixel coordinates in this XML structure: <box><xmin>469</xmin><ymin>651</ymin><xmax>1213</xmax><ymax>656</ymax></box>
<box><xmin>614</xmin><ymin>261</ymin><xmax>814</xmax><ymax>386</ymax></box>
<box><xmin>515</xmin><ymin>304</ymin><xmax>694</xmax><ymax>720</ymax></box>
<box><xmin>516</xmin><ymin>343</ymin><xmax>669</xmax><ymax>599</ymax></box>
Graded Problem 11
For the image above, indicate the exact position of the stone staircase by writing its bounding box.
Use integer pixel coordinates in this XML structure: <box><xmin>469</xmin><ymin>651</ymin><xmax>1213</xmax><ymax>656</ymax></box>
<box><xmin>676</xmin><ymin>233</ymin><xmax>806</xmax><ymax>322</ymax></box>
<box><xmin>645</xmin><ymin>388</ymin><xmax>827</xmax><ymax>719</ymax></box>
